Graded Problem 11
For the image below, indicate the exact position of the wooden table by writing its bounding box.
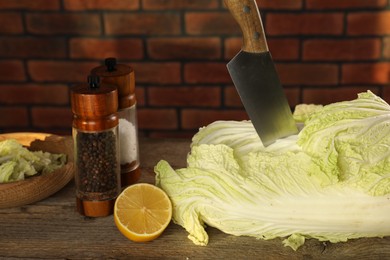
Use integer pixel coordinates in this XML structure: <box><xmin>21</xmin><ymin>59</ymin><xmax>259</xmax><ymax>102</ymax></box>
<box><xmin>1</xmin><ymin>138</ymin><xmax>389</xmax><ymax>259</ymax></box>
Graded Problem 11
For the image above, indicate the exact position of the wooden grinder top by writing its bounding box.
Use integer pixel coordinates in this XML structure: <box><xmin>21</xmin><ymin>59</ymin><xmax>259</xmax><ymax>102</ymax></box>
<box><xmin>71</xmin><ymin>75</ymin><xmax>119</xmax><ymax>132</ymax></box>
<box><xmin>91</xmin><ymin>58</ymin><xmax>136</xmax><ymax>109</ymax></box>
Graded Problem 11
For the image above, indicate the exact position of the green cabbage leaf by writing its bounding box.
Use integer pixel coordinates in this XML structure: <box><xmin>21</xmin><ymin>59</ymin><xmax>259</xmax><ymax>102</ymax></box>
<box><xmin>154</xmin><ymin>91</ymin><xmax>390</xmax><ymax>250</ymax></box>
<box><xmin>0</xmin><ymin>139</ymin><xmax>66</xmax><ymax>183</ymax></box>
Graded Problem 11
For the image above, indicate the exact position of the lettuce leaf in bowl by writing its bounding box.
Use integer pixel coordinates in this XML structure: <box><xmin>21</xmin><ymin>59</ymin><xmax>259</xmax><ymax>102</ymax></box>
<box><xmin>0</xmin><ymin>139</ymin><xmax>66</xmax><ymax>183</ymax></box>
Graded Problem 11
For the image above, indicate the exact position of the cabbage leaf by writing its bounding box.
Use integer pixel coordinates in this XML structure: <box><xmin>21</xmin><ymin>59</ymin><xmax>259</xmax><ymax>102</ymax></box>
<box><xmin>0</xmin><ymin>139</ymin><xmax>66</xmax><ymax>183</ymax></box>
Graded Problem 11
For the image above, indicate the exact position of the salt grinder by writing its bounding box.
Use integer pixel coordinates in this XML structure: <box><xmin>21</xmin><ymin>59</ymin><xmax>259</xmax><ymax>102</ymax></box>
<box><xmin>92</xmin><ymin>58</ymin><xmax>141</xmax><ymax>187</ymax></box>
<box><xmin>70</xmin><ymin>75</ymin><xmax>121</xmax><ymax>217</ymax></box>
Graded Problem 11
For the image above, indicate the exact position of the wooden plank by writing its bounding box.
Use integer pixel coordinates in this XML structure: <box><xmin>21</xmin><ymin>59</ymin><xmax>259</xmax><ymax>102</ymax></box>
<box><xmin>0</xmin><ymin>138</ymin><xmax>389</xmax><ymax>259</ymax></box>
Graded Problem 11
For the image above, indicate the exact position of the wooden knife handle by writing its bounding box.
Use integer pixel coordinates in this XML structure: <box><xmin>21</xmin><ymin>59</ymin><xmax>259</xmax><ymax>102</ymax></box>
<box><xmin>224</xmin><ymin>0</ymin><xmax>268</xmax><ymax>53</ymax></box>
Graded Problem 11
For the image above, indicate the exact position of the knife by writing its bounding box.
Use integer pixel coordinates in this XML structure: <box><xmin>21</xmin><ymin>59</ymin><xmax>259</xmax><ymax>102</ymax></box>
<box><xmin>224</xmin><ymin>0</ymin><xmax>298</xmax><ymax>146</ymax></box>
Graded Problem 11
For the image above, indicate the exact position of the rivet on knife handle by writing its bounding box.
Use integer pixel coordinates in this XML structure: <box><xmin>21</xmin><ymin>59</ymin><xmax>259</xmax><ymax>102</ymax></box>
<box><xmin>224</xmin><ymin>0</ymin><xmax>268</xmax><ymax>53</ymax></box>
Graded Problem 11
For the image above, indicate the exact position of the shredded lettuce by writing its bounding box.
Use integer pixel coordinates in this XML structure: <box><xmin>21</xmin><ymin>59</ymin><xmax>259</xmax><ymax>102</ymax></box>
<box><xmin>154</xmin><ymin>91</ymin><xmax>390</xmax><ymax>250</ymax></box>
<box><xmin>0</xmin><ymin>139</ymin><xmax>66</xmax><ymax>183</ymax></box>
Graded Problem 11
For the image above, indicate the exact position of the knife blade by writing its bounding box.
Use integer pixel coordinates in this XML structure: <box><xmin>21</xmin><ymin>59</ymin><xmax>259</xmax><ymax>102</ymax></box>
<box><xmin>225</xmin><ymin>0</ymin><xmax>298</xmax><ymax>146</ymax></box>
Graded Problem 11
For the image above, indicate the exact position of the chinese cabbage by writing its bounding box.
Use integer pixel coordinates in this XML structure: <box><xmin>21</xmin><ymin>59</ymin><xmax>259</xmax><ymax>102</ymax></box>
<box><xmin>155</xmin><ymin>91</ymin><xmax>390</xmax><ymax>250</ymax></box>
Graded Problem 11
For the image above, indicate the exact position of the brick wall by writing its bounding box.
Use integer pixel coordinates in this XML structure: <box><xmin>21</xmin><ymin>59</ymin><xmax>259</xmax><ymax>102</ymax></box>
<box><xmin>0</xmin><ymin>0</ymin><xmax>389</xmax><ymax>137</ymax></box>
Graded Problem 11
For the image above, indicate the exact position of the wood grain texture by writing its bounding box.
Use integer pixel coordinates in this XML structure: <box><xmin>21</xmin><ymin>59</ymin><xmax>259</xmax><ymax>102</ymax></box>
<box><xmin>70</xmin><ymin>83</ymin><xmax>118</xmax><ymax>131</ymax></box>
<box><xmin>224</xmin><ymin>0</ymin><xmax>268</xmax><ymax>53</ymax></box>
<box><xmin>92</xmin><ymin>62</ymin><xmax>137</xmax><ymax>108</ymax></box>
<box><xmin>0</xmin><ymin>138</ymin><xmax>389</xmax><ymax>259</ymax></box>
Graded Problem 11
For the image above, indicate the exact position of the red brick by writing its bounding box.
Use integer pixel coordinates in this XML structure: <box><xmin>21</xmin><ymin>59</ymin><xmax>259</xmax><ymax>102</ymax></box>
<box><xmin>28</xmin><ymin>61</ymin><xmax>99</xmax><ymax>82</ymax></box>
<box><xmin>224</xmin><ymin>85</ymin><xmax>300</xmax><ymax>108</ymax></box>
<box><xmin>268</xmin><ymin>39</ymin><xmax>300</xmax><ymax>61</ymax></box>
<box><xmin>0</xmin><ymin>37</ymin><xmax>66</xmax><ymax>58</ymax></box>
<box><xmin>342</xmin><ymin>63</ymin><xmax>390</xmax><ymax>84</ymax></box>
<box><xmin>143</xmin><ymin>0</ymin><xmax>219</xmax><ymax>10</ymax></box>
<box><xmin>138</xmin><ymin>109</ymin><xmax>178</xmax><ymax>130</ymax></box>
<box><xmin>225</xmin><ymin>37</ymin><xmax>299</xmax><ymax>61</ymax></box>
<box><xmin>135</xmin><ymin>87</ymin><xmax>145</xmax><ymax>106</ymax></box>
<box><xmin>184</xmin><ymin>63</ymin><xmax>231</xmax><ymax>84</ymax></box>
<box><xmin>383</xmin><ymin>86</ymin><xmax>390</xmax><ymax>103</ymax></box>
<box><xmin>0</xmin><ymin>0</ymin><xmax>60</xmax><ymax>10</ymax></box>
<box><xmin>31</xmin><ymin>107</ymin><xmax>73</xmax><ymax>128</ymax></box>
<box><xmin>303</xmin><ymin>39</ymin><xmax>381</xmax><ymax>61</ymax></box>
<box><xmin>148</xmin><ymin>86</ymin><xmax>221</xmax><ymax>107</ymax></box>
<box><xmin>306</xmin><ymin>0</ymin><xmax>387</xmax><ymax>9</ymax></box>
<box><xmin>276</xmin><ymin>64</ymin><xmax>339</xmax><ymax>85</ymax></box>
<box><xmin>131</xmin><ymin>62</ymin><xmax>181</xmax><ymax>84</ymax></box>
<box><xmin>0</xmin><ymin>13</ymin><xmax>23</xmax><ymax>34</ymax></box>
<box><xmin>181</xmin><ymin>109</ymin><xmax>248</xmax><ymax>129</ymax></box>
<box><xmin>348</xmin><ymin>11</ymin><xmax>390</xmax><ymax>35</ymax></box>
<box><xmin>186</xmin><ymin>12</ymin><xmax>240</xmax><ymax>35</ymax></box>
<box><xmin>70</xmin><ymin>38</ymin><xmax>143</xmax><ymax>60</ymax></box>
<box><xmin>148</xmin><ymin>37</ymin><xmax>221</xmax><ymax>60</ymax></box>
<box><xmin>104</xmin><ymin>13</ymin><xmax>180</xmax><ymax>36</ymax></box>
<box><xmin>224</xmin><ymin>38</ymin><xmax>241</xmax><ymax>60</ymax></box>
<box><xmin>285</xmin><ymin>87</ymin><xmax>301</xmax><ymax>108</ymax></box>
<box><xmin>384</xmin><ymin>37</ymin><xmax>390</xmax><ymax>59</ymax></box>
<box><xmin>0</xmin><ymin>60</ymin><xmax>26</xmax><ymax>82</ymax></box>
<box><xmin>64</xmin><ymin>0</ymin><xmax>139</xmax><ymax>10</ymax></box>
<box><xmin>302</xmin><ymin>87</ymin><xmax>380</xmax><ymax>105</ymax></box>
<box><xmin>266</xmin><ymin>13</ymin><xmax>344</xmax><ymax>35</ymax></box>
<box><xmin>0</xmin><ymin>107</ymin><xmax>28</xmax><ymax>127</ymax></box>
<box><xmin>0</xmin><ymin>84</ymin><xmax>69</xmax><ymax>105</ymax></box>
<box><xmin>224</xmin><ymin>86</ymin><xmax>242</xmax><ymax>107</ymax></box>
<box><xmin>26</xmin><ymin>13</ymin><xmax>101</xmax><ymax>35</ymax></box>
<box><xmin>256</xmin><ymin>0</ymin><xmax>303</xmax><ymax>10</ymax></box>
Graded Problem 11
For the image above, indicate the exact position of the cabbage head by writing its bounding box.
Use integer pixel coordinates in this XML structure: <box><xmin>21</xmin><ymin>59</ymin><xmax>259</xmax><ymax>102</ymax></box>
<box><xmin>155</xmin><ymin>91</ymin><xmax>390</xmax><ymax>250</ymax></box>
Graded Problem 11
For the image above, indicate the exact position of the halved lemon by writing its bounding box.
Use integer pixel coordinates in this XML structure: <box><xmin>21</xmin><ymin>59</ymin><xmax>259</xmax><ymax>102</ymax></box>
<box><xmin>114</xmin><ymin>183</ymin><xmax>172</xmax><ymax>242</ymax></box>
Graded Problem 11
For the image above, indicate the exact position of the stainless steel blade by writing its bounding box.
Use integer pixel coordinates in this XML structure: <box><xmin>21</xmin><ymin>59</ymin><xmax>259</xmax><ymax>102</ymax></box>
<box><xmin>227</xmin><ymin>51</ymin><xmax>298</xmax><ymax>146</ymax></box>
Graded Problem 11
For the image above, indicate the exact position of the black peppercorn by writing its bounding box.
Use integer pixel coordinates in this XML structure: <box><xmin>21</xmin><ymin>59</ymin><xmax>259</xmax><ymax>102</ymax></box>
<box><xmin>76</xmin><ymin>131</ymin><xmax>118</xmax><ymax>200</ymax></box>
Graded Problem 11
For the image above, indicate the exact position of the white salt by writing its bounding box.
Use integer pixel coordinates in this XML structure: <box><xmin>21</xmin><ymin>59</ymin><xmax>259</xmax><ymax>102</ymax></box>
<box><xmin>118</xmin><ymin>118</ymin><xmax>137</xmax><ymax>165</ymax></box>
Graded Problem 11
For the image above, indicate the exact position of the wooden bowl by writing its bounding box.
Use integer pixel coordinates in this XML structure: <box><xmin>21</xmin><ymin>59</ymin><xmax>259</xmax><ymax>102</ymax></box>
<box><xmin>0</xmin><ymin>133</ymin><xmax>74</xmax><ymax>209</ymax></box>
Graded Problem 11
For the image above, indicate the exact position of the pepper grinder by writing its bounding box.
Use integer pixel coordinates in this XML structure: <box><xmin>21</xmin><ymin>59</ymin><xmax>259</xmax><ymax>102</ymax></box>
<box><xmin>92</xmin><ymin>58</ymin><xmax>141</xmax><ymax>187</ymax></box>
<box><xmin>70</xmin><ymin>75</ymin><xmax>121</xmax><ymax>217</ymax></box>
